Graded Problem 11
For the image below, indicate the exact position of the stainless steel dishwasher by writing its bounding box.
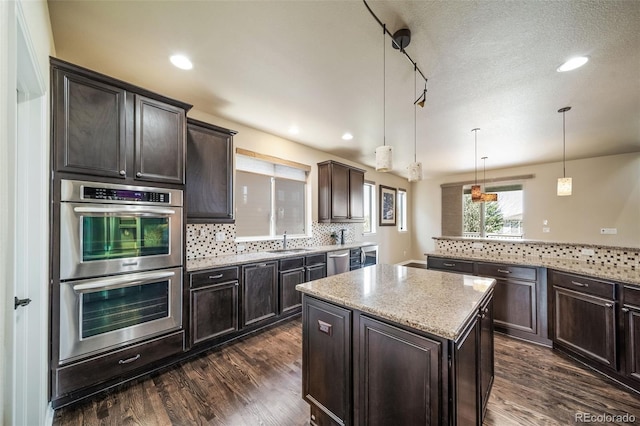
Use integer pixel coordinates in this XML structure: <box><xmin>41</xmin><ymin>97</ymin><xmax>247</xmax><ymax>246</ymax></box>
<box><xmin>326</xmin><ymin>249</ymin><xmax>350</xmax><ymax>276</ymax></box>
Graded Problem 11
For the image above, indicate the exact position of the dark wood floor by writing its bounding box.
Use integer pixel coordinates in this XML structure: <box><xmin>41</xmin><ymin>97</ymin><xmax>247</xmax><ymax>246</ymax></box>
<box><xmin>54</xmin><ymin>318</ymin><xmax>640</xmax><ymax>426</ymax></box>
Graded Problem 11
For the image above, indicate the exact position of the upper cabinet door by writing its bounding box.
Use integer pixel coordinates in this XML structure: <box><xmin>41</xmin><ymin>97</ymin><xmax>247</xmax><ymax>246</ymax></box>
<box><xmin>53</xmin><ymin>69</ymin><xmax>127</xmax><ymax>178</ymax></box>
<box><xmin>186</xmin><ymin>120</ymin><xmax>235</xmax><ymax>222</ymax></box>
<box><xmin>134</xmin><ymin>95</ymin><xmax>185</xmax><ymax>184</ymax></box>
<box><xmin>349</xmin><ymin>168</ymin><xmax>364</xmax><ymax>220</ymax></box>
<box><xmin>330</xmin><ymin>163</ymin><xmax>350</xmax><ymax>220</ymax></box>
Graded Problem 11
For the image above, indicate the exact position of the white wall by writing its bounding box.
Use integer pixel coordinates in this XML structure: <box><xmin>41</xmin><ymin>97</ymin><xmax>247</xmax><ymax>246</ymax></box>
<box><xmin>412</xmin><ymin>152</ymin><xmax>640</xmax><ymax>258</ymax></box>
<box><xmin>189</xmin><ymin>109</ymin><xmax>414</xmax><ymax>264</ymax></box>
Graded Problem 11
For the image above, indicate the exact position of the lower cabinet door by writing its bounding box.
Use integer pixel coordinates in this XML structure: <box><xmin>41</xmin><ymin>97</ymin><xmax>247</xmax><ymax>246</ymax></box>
<box><xmin>493</xmin><ymin>278</ymin><xmax>536</xmax><ymax>334</ymax></box>
<box><xmin>190</xmin><ymin>281</ymin><xmax>238</xmax><ymax>345</ymax></box>
<box><xmin>242</xmin><ymin>262</ymin><xmax>278</xmax><ymax>327</ymax></box>
<box><xmin>306</xmin><ymin>263</ymin><xmax>327</xmax><ymax>282</ymax></box>
<box><xmin>280</xmin><ymin>268</ymin><xmax>305</xmax><ymax>314</ymax></box>
<box><xmin>303</xmin><ymin>297</ymin><xmax>351</xmax><ymax>426</ymax></box>
<box><xmin>479</xmin><ymin>295</ymin><xmax>494</xmax><ymax>417</ymax></box>
<box><xmin>554</xmin><ymin>286</ymin><xmax>617</xmax><ymax>368</ymax></box>
<box><xmin>624</xmin><ymin>306</ymin><xmax>640</xmax><ymax>382</ymax></box>
<box><xmin>358</xmin><ymin>316</ymin><xmax>441</xmax><ymax>426</ymax></box>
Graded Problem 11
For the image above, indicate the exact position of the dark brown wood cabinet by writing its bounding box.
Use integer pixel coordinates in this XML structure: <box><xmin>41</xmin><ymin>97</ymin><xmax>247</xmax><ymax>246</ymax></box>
<box><xmin>189</xmin><ymin>267</ymin><xmax>239</xmax><ymax>346</ymax></box>
<box><xmin>186</xmin><ymin>119</ymin><xmax>236</xmax><ymax>222</ymax></box>
<box><xmin>242</xmin><ymin>261</ymin><xmax>278</xmax><ymax>327</ymax></box>
<box><xmin>279</xmin><ymin>257</ymin><xmax>306</xmax><ymax>315</ymax></box>
<box><xmin>551</xmin><ymin>271</ymin><xmax>617</xmax><ymax>369</ymax></box>
<box><xmin>357</xmin><ymin>316</ymin><xmax>441</xmax><ymax>425</ymax></box>
<box><xmin>427</xmin><ymin>256</ymin><xmax>474</xmax><ymax>274</ymax></box>
<box><xmin>479</xmin><ymin>293</ymin><xmax>494</xmax><ymax>417</ymax></box>
<box><xmin>51</xmin><ymin>58</ymin><xmax>189</xmax><ymax>185</ymax></box>
<box><xmin>305</xmin><ymin>253</ymin><xmax>327</xmax><ymax>282</ymax></box>
<box><xmin>455</xmin><ymin>316</ymin><xmax>479</xmax><ymax>426</ymax></box>
<box><xmin>318</xmin><ymin>160</ymin><xmax>365</xmax><ymax>223</ymax></box>
<box><xmin>303</xmin><ymin>296</ymin><xmax>352</xmax><ymax>426</ymax></box>
<box><xmin>623</xmin><ymin>286</ymin><xmax>640</xmax><ymax>383</ymax></box>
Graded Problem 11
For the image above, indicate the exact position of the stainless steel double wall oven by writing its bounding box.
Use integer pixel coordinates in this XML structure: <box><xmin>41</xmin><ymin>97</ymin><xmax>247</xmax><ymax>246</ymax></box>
<box><xmin>57</xmin><ymin>179</ymin><xmax>183</xmax><ymax>363</ymax></box>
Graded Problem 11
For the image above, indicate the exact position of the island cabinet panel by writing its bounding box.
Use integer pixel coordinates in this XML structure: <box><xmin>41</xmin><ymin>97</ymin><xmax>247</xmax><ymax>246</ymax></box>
<box><xmin>622</xmin><ymin>286</ymin><xmax>640</xmax><ymax>383</ymax></box>
<box><xmin>186</xmin><ymin>119</ymin><xmax>235</xmax><ymax>222</ymax></box>
<box><xmin>242</xmin><ymin>262</ymin><xmax>278</xmax><ymax>327</ymax></box>
<box><xmin>356</xmin><ymin>316</ymin><xmax>441</xmax><ymax>426</ymax></box>
<box><xmin>318</xmin><ymin>160</ymin><xmax>365</xmax><ymax>223</ymax></box>
<box><xmin>303</xmin><ymin>297</ymin><xmax>352</xmax><ymax>426</ymax></box>
<box><xmin>455</xmin><ymin>318</ymin><xmax>479</xmax><ymax>426</ymax></box>
<box><xmin>479</xmin><ymin>294</ymin><xmax>494</xmax><ymax>416</ymax></box>
<box><xmin>53</xmin><ymin>68</ymin><xmax>127</xmax><ymax>178</ymax></box>
<box><xmin>492</xmin><ymin>278</ymin><xmax>536</xmax><ymax>334</ymax></box>
<box><xmin>552</xmin><ymin>281</ymin><xmax>617</xmax><ymax>368</ymax></box>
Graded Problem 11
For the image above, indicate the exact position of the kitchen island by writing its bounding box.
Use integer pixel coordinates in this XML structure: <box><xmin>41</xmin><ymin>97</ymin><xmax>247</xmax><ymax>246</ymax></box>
<box><xmin>296</xmin><ymin>264</ymin><xmax>496</xmax><ymax>425</ymax></box>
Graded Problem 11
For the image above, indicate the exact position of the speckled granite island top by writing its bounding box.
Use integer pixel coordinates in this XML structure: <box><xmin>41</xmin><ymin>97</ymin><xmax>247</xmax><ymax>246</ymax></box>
<box><xmin>296</xmin><ymin>263</ymin><xmax>495</xmax><ymax>341</ymax></box>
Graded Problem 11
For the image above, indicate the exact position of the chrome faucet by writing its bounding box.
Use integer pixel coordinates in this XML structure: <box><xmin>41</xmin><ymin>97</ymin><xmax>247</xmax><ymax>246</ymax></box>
<box><xmin>283</xmin><ymin>231</ymin><xmax>287</xmax><ymax>250</ymax></box>
<box><xmin>340</xmin><ymin>228</ymin><xmax>346</xmax><ymax>245</ymax></box>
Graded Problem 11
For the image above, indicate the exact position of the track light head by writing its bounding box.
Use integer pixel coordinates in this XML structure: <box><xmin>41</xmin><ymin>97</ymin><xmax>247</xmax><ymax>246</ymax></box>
<box><xmin>414</xmin><ymin>88</ymin><xmax>427</xmax><ymax>108</ymax></box>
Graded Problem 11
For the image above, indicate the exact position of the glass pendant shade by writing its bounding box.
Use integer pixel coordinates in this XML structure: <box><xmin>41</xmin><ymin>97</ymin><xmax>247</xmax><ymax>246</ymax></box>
<box><xmin>557</xmin><ymin>177</ymin><xmax>572</xmax><ymax>196</ymax></box>
<box><xmin>408</xmin><ymin>161</ymin><xmax>422</xmax><ymax>182</ymax></box>
<box><xmin>471</xmin><ymin>185</ymin><xmax>482</xmax><ymax>202</ymax></box>
<box><xmin>481</xmin><ymin>192</ymin><xmax>498</xmax><ymax>202</ymax></box>
<box><xmin>375</xmin><ymin>145</ymin><xmax>393</xmax><ymax>172</ymax></box>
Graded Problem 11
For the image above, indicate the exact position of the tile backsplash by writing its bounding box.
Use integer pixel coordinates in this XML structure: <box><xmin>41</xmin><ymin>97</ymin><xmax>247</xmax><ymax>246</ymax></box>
<box><xmin>434</xmin><ymin>238</ymin><xmax>639</xmax><ymax>270</ymax></box>
<box><xmin>186</xmin><ymin>222</ymin><xmax>363</xmax><ymax>260</ymax></box>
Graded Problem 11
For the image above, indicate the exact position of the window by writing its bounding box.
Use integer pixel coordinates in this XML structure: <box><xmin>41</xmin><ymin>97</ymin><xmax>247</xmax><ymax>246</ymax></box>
<box><xmin>235</xmin><ymin>154</ymin><xmax>308</xmax><ymax>239</ymax></box>
<box><xmin>397</xmin><ymin>189</ymin><xmax>407</xmax><ymax>232</ymax></box>
<box><xmin>363</xmin><ymin>181</ymin><xmax>376</xmax><ymax>234</ymax></box>
<box><xmin>463</xmin><ymin>183</ymin><xmax>523</xmax><ymax>238</ymax></box>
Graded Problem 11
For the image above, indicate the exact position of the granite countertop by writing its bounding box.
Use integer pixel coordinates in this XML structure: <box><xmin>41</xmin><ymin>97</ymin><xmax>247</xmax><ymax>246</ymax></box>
<box><xmin>187</xmin><ymin>242</ymin><xmax>376</xmax><ymax>272</ymax></box>
<box><xmin>425</xmin><ymin>251</ymin><xmax>640</xmax><ymax>287</ymax></box>
<box><xmin>296</xmin><ymin>264</ymin><xmax>495</xmax><ymax>341</ymax></box>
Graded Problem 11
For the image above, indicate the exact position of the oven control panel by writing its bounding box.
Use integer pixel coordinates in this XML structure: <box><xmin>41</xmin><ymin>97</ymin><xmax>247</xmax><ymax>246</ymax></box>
<box><xmin>83</xmin><ymin>186</ymin><xmax>170</xmax><ymax>203</ymax></box>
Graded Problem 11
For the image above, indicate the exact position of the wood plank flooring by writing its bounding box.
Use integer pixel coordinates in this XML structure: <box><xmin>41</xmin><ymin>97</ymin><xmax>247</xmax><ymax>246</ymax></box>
<box><xmin>54</xmin><ymin>318</ymin><xmax>640</xmax><ymax>426</ymax></box>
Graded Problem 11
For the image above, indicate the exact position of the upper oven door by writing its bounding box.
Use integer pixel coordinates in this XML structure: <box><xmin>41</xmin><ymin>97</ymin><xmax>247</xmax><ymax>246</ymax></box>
<box><xmin>60</xmin><ymin>202</ymin><xmax>183</xmax><ymax>280</ymax></box>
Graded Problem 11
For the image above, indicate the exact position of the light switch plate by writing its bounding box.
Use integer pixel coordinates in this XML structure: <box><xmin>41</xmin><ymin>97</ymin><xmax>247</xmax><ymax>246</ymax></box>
<box><xmin>472</xmin><ymin>242</ymin><xmax>484</xmax><ymax>249</ymax></box>
<box><xmin>543</xmin><ymin>227</ymin><xmax>550</xmax><ymax>233</ymax></box>
<box><xmin>581</xmin><ymin>249</ymin><xmax>595</xmax><ymax>256</ymax></box>
<box><xmin>600</xmin><ymin>228</ymin><xmax>617</xmax><ymax>235</ymax></box>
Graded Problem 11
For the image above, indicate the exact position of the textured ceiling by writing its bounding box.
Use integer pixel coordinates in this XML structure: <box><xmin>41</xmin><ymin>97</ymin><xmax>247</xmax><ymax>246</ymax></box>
<box><xmin>47</xmin><ymin>0</ymin><xmax>640</xmax><ymax>179</ymax></box>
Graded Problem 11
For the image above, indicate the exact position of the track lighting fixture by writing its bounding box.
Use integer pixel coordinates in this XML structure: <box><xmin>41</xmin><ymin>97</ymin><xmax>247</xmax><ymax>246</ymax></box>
<box><xmin>414</xmin><ymin>81</ymin><xmax>427</xmax><ymax>108</ymax></box>
<box><xmin>471</xmin><ymin>128</ymin><xmax>482</xmax><ymax>202</ymax></box>
<box><xmin>557</xmin><ymin>106</ymin><xmax>572</xmax><ymax>196</ymax></box>
<box><xmin>408</xmin><ymin>65</ymin><xmax>422</xmax><ymax>182</ymax></box>
<box><xmin>375</xmin><ymin>24</ymin><xmax>392</xmax><ymax>172</ymax></box>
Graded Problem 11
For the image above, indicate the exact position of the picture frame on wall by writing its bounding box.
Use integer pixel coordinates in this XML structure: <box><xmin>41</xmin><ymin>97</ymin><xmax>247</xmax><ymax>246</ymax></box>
<box><xmin>379</xmin><ymin>185</ymin><xmax>397</xmax><ymax>226</ymax></box>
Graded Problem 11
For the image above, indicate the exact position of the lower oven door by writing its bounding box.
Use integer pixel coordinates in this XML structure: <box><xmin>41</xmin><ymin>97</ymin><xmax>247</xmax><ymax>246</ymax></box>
<box><xmin>59</xmin><ymin>202</ymin><xmax>183</xmax><ymax>280</ymax></box>
<box><xmin>59</xmin><ymin>267</ymin><xmax>182</xmax><ymax>364</ymax></box>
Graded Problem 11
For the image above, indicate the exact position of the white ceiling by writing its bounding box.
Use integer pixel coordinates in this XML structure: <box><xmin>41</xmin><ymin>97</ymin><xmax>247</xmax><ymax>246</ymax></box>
<box><xmin>47</xmin><ymin>0</ymin><xmax>640</xmax><ymax>179</ymax></box>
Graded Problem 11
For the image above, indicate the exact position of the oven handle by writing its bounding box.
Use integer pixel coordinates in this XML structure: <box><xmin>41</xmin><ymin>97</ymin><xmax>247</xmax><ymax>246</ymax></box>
<box><xmin>73</xmin><ymin>206</ymin><xmax>176</xmax><ymax>216</ymax></box>
<box><xmin>72</xmin><ymin>271</ymin><xmax>175</xmax><ymax>293</ymax></box>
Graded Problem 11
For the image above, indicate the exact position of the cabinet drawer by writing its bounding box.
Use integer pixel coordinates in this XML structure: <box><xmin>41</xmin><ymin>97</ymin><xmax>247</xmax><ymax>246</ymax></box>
<box><xmin>477</xmin><ymin>263</ymin><xmax>537</xmax><ymax>281</ymax></box>
<box><xmin>280</xmin><ymin>257</ymin><xmax>304</xmax><ymax>271</ymax></box>
<box><xmin>350</xmin><ymin>248</ymin><xmax>362</xmax><ymax>257</ymax></box>
<box><xmin>550</xmin><ymin>271</ymin><xmax>616</xmax><ymax>300</ymax></box>
<box><xmin>623</xmin><ymin>285</ymin><xmax>640</xmax><ymax>308</ymax></box>
<box><xmin>427</xmin><ymin>257</ymin><xmax>474</xmax><ymax>274</ymax></box>
<box><xmin>190</xmin><ymin>266</ymin><xmax>239</xmax><ymax>288</ymax></box>
<box><xmin>305</xmin><ymin>253</ymin><xmax>326</xmax><ymax>266</ymax></box>
<box><xmin>55</xmin><ymin>331</ymin><xmax>184</xmax><ymax>397</ymax></box>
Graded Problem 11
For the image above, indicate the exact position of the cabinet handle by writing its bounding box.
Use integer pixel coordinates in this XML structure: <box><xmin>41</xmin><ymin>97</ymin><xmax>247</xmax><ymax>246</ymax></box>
<box><xmin>497</xmin><ymin>269</ymin><xmax>511</xmax><ymax>274</ymax></box>
<box><xmin>118</xmin><ymin>354</ymin><xmax>141</xmax><ymax>365</ymax></box>
<box><xmin>318</xmin><ymin>320</ymin><xmax>332</xmax><ymax>336</ymax></box>
<box><xmin>443</xmin><ymin>263</ymin><xmax>456</xmax><ymax>267</ymax></box>
<box><xmin>257</xmin><ymin>263</ymin><xmax>270</xmax><ymax>268</ymax></box>
<box><xmin>136</xmin><ymin>172</ymin><xmax>142</xmax><ymax>178</ymax></box>
<box><xmin>605</xmin><ymin>303</ymin><xmax>614</xmax><ymax>308</ymax></box>
<box><xmin>119</xmin><ymin>170</ymin><xmax>126</xmax><ymax>176</ymax></box>
<box><xmin>571</xmin><ymin>281</ymin><xmax>589</xmax><ymax>288</ymax></box>
<box><xmin>622</xmin><ymin>307</ymin><xmax>630</xmax><ymax>313</ymax></box>
<box><xmin>208</xmin><ymin>274</ymin><xmax>224</xmax><ymax>279</ymax></box>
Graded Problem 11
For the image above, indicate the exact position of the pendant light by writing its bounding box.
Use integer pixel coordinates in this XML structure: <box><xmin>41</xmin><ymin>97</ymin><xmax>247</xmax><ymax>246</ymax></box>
<box><xmin>375</xmin><ymin>24</ymin><xmax>393</xmax><ymax>172</ymax></box>
<box><xmin>471</xmin><ymin>128</ymin><xmax>482</xmax><ymax>202</ymax></box>
<box><xmin>557</xmin><ymin>106</ymin><xmax>572</xmax><ymax>196</ymax></box>
<box><xmin>480</xmin><ymin>157</ymin><xmax>498</xmax><ymax>202</ymax></box>
<box><xmin>408</xmin><ymin>64</ymin><xmax>422</xmax><ymax>182</ymax></box>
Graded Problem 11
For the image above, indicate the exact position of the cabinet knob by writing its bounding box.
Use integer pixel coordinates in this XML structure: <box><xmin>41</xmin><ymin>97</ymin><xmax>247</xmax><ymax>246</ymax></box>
<box><xmin>622</xmin><ymin>307</ymin><xmax>630</xmax><ymax>313</ymax></box>
<box><xmin>605</xmin><ymin>303</ymin><xmax>614</xmax><ymax>308</ymax></box>
<box><xmin>119</xmin><ymin>170</ymin><xmax>126</xmax><ymax>176</ymax></box>
<box><xmin>136</xmin><ymin>172</ymin><xmax>142</xmax><ymax>178</ymax></box>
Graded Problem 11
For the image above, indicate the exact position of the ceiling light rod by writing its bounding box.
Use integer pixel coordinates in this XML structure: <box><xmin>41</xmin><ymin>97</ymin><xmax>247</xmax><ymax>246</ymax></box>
<box><xmin>362</xmin><ymin>0</ymin><xmax>428</xmax><ymax>86</ymax></box>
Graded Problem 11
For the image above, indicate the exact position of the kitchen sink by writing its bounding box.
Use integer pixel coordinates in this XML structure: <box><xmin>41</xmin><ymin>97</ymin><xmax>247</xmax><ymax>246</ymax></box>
<box><xmin>267</xmin><ymin>248</ymin><xmax>311</xmax><ymax>254</ymax></box>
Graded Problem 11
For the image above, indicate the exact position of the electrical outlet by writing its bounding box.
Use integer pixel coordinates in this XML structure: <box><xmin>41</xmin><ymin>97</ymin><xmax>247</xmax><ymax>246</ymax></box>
<box><xmin>581</xmin><ymin>249</ymin><xmax>595</xmax><ymax>256</ymax></box>
<box><xmin>543</xmin><ymin>227</ymin><xmax>550</xmax><ymax>233</ymax></box>
<box><xmin>472</xmin><ymin>242</ymin><xmax>484</xmax><ymax>249</ymax></box>
<box><xmin>600</xmin><ymin>228</ymin><xmax>617</xmax><ymax>235</ymax></box>
<box><xmin>215</xmin><ymin>232</ymin><xmax>225</xmax><ymax>242</ymax></box>
<box><xmin>237</xmin><ymin>245</ymin><xmax>245</xmax><ymax>252</ymax></box>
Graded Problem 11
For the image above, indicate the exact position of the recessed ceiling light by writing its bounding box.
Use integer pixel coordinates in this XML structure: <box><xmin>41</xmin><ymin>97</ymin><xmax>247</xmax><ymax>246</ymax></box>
<box><xmin>289</xmin><ymin>126</ymin><xmax>299</xmax><ymax>135</ymax></box>
<box><xmin>170</xmin><ymin>54</ymin><xmax>193</xmax><ymax>70</ymax></box>
<box><xmin>557</xmin><ymin>56</ymin><xmax>589</xmax><ymax>72</ymax></box>
<box><xmin>342</xmin><ymin>133</ymin><xmax>353</xmax><ymax>140</ymax></box>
